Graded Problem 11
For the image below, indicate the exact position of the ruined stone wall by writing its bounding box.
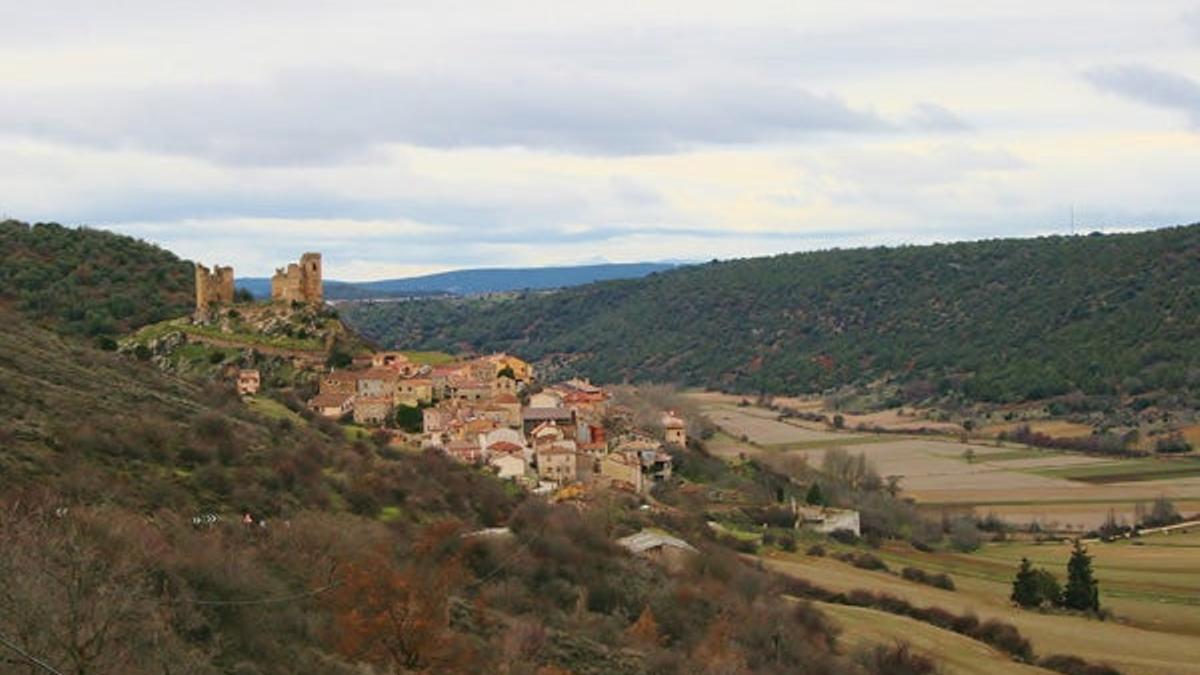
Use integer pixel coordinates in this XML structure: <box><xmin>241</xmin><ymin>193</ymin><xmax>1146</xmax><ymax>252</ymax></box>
<box><xmin>195</xmin><ymin>263</ymin><xmax>234</xmax><ymax>317</ymax></box>
<box><xmin>270</xmin><ymin>252</ymin><xmax>323</xmax><ymax>304</ymax></box>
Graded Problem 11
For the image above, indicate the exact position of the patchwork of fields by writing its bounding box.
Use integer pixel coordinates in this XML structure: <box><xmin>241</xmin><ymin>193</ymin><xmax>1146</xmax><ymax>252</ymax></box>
<box><xmin>764</xmin><ymin>530</ymin><xmax>1200</xmax><ymax>675</ymax></box>
<box><xmin>693</xmin><ymin>396</ymin><xmax>1200</xmax><ymax>530</ymax></box>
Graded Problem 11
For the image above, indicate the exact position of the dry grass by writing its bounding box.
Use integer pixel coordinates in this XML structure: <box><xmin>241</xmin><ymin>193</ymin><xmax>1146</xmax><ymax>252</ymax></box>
<box><xmin>765</xmin><ymin>541</ymin><xmax>1200</xmax><ymax>675</ymax></box>
<box><xmin>816</xmin><ymin>602</ymin><xmax>1048</xmax><ymax>675</ymax></box>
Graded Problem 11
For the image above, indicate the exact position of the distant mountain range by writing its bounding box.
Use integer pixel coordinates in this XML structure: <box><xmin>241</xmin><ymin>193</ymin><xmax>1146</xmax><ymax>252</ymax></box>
<box><xmin>237</xmin><ymin>262</ymin><xmax>678</xmax><ymax>300</ymax></box>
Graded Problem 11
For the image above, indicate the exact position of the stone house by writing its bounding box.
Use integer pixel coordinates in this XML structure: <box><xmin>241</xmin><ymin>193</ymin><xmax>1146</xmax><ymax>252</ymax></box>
<box><xmin>522</xmin><ymin>407</ymin><xmax>576</xmax><ymax>437</ymax></box>
<box><xmin>529</xmin><ymin>391</ymin><xmax>564</xmax><ymax>409</ymax></box>
<box><xmin>662</xmin><ymin>411</ymin><xmax>686</xmax><ymax>447</ymax></box>
<box><xmin>396</xmin><ymin>378</ymin><xmax>433</xmax><ymax>406</ymax></box>
<box><xmin>535</xmin><ymin>445</ymin><xmax>577</xmax><ymax>484</ymax></box>
<box><xmin>309</xmin><ymin>392</ymin><xmax>355</xmax><ymax>418</ymax></box>
<box><xmin>320</xmin><ymin>370</ymin><xmax>360</xmax><ymax>395</ymax></box>
<box><xmin>353</xmin><ymin>395</ymin><xmax>393</xmax><ymax>426</ymax></box>
<box><xmin>599</xmin><ymin>450</ymin><xmax>645</xmax><ymax>494</ymax></box>
<box><xmin>357</xmin><ymin>368</ymin><xmax>400</xmax><ymax>399</ymax></box>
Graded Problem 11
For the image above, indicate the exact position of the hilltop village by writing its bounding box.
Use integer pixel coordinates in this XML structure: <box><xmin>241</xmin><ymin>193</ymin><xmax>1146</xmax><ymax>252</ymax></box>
<box><xmin>190</xmin><ymin>253</ymin><xmax>685</xmax><ymax>498</ymax></box>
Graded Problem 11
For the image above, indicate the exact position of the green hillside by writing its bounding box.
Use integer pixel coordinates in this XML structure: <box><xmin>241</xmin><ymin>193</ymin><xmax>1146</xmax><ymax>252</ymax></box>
<box><xmin>342</xmin><ymin>225</ymin><xmax>1200</xmax><ymax>404</ymax></box>
<box><xmin>0</xmin><ymin>220</ymin><xmax>194</xmax><ymax>340</ymax></box>
<box><xmin>0</xmin><ymin>225</ymin><xmax>878</xmax><ymax>675</ymax></box>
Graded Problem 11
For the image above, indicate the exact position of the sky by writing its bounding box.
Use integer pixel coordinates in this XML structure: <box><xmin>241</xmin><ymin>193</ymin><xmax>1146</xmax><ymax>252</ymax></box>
<box><xmin>2</xmin><ymin>2</ymin><xmax>1199</xmax><ymax>280</ymax></box>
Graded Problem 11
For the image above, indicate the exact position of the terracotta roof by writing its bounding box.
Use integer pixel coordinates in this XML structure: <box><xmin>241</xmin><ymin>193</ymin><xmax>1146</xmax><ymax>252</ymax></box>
<box><xmin>494</xmin><ymin>393</ymin><xmax>520</xmax><ymax>404</ymax></box>
<box><xmin>309</xmin><ymin>392</ymin><xmax>353</xmax><ymax>407</ymax></box>
<box><xmin>325</xmin><ymin>370</ymin><xmax>360</xmax><ymax>382</ymax></box>
<box><xmin>487</xmin><ymin>441</ymin><xmax>524</xmax><ymax>454</ymax></box>
<box><xmin>523</xmin><ymin>407</ymin><xmax>575</xmax><ymax>421</ymax></box>
<box><xmin>359</xmin><ymin>367</ymin><xmax>401</xmax><ymax>381</ymax></box>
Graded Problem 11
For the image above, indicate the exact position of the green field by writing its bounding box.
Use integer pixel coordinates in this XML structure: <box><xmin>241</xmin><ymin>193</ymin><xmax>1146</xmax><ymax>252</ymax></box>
<box><xmin>1030</xmin><ymin>459</ymin><xmax>1200</xmax><ymax>484</ymax></box>
<box><xmin>400</xmin><ymin>350</ymin><xmax>457</xmax><ymax>365</ymax></box>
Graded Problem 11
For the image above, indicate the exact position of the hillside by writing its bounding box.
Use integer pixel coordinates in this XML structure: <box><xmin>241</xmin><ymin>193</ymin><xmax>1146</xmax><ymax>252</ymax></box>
<box><xmin>0</xmin><ymin>223</ymin><xmax>867</xmax><ymax>675</ymax></box>
<box><xmin>341</xmin><ymin>225</ymin><xmax>1200</xmax><ymax>404</ymax></box>
<box><xmin>0</xmin><ymin>220</ymin><xmax>194</xmax><ymax>340</ymax></box>
<box><xmin>238</xmin><ymin>261</ymin><xmax>678</xmax><ymax>299</ymax></box>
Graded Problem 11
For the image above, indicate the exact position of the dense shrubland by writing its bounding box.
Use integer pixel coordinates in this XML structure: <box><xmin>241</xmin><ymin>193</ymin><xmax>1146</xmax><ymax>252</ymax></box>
<box><xmin>0</xmin><ymin>220</ymin><xmax>193</xmax><ymax>339</ymax></box>
<box><xmin>342</xmin><ymin>224</ymin><xmax>1200</xmax><ymax>405</ymax></box>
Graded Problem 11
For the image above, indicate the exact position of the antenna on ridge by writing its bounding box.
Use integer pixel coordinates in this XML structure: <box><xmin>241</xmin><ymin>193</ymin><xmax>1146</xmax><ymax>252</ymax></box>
<box><xmin>1070</xmin><ymin>205</ymin><xmax>1075</xmax><ymax>236</ymax></box>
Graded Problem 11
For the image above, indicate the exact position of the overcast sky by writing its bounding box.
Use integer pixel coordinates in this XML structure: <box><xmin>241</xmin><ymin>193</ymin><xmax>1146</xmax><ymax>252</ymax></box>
<box><xmin>3</xmin><ymin>2</ymin><xmax>1199</xmax><ymax>279</ymax></box>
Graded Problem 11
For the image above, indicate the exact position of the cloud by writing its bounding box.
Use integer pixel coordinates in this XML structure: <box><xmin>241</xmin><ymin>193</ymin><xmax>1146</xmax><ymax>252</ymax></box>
<box><xmin>908</xmin><ymin>103</ymin><xmax>972</xmax><ymax>131</ymax></box>
<box><xmin>1084</xmin><ymin>64</ymin><xmax>1200</xmax><ymax>126</ymax></box>
<box><xmin>0</xmin><ymin>67</ymin><xmax>898</xmax><ymax>166</ymax></box>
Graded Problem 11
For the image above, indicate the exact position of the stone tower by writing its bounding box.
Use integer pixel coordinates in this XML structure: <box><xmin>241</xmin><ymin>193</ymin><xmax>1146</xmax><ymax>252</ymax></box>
<box><xmin>270</xmin><ymin>252</ymin><xmax>323</xmax><ymax>304</ymax></box>
<box><xmin>195</xmin><ymin>262</ymin><xmax>235</xmax><ymax>320</ymax></box>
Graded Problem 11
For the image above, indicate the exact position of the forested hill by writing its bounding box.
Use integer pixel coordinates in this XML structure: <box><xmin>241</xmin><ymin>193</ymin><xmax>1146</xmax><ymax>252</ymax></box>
<box><xmin>0</xmin><ymin>220</ymin><xmax>193</xmax><ymax>339</ymax></box>
<box><xmin>341</xmin><ymin>225</ymin><xmax>1200</xmax><ymax>403</ymax></box>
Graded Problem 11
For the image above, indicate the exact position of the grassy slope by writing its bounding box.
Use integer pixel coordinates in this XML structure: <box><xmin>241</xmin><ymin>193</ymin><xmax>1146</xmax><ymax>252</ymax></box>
<box><xmin>341</xmin><ymin>224</ymin><xmax>1200</xmax><ymax>402</ymax></box>
<box><xmin>816</xmin><ymin>602</ymin><xmax>1050</xmax><ymax>675</ymax></box>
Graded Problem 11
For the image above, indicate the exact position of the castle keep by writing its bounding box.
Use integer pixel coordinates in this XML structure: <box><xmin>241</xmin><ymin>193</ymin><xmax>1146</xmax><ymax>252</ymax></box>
<box><xmin>194</xmin><ymin>263</ymin><xmax>234</xmax><ymax>318</ymax></box>
<box><xmin>271</xmin><ymin>252</ymin><xmax>323</xmax><ymax>304</ymax></box>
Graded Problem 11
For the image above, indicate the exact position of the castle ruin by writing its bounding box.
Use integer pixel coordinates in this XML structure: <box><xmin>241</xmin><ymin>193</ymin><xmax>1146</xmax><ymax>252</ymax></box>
<box><xmin>271</xmin><ymin>252</ymin><xmax>323</xmax><ymax>304</ymax></box>
<box><xmin>194</xmin><ymin>262</ymin><xmax>235</xmax><ymax>319</ymax></box>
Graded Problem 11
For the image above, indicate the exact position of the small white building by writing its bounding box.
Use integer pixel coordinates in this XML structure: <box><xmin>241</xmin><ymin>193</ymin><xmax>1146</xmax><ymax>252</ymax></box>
<box><xmin>797</xmin><ymin>506</ymin><xmax>861</xmax><ymax>536</ymax></box>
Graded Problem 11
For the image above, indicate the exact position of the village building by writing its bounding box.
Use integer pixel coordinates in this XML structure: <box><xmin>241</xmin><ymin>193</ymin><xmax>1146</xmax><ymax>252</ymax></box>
<box><xmin>372</xmin><ymin>351</ymin><xmax>421</xmax><ymax>377</ymax></box>
<box><xmin>529</xmin><ymin>391</ymin><xmax>565</xmax><ymax>409</ymax></box>
<box><xmin>309</xmin><ymin>392</ymin><xmax>355</xmax><ymax>418</ymax></box>
<box><xmin>320</xmin><ymin>370</ymin><xmax>359</xmax><ymax>395</ymax></box>
<box><xmin>536</xmin><ymin>445</ymin><xmax>578</xmax><ymax>484</ymax></box>
<box><xmin>356</xmin><ymin>367</ymin><xmax>400</xmax><ymax>398</ymax></box>
<box><xmin>395</xmin><ymin>378</ymin><xmax>433</xmax><ymax>406</ymax></box>
<box><xmin>598</xmin><ymin>450</ymin><xmax>646</xmax><ymax>493</ymax></box>
<box><xmin>451</xmin><ymin>378</ymin><xmax>492</xmax><ymax>402</ymax></box>
<box><xmin>617</xmin><ymin>530</ymin><xmax>698</xmax><ymax>573</ymax></box>
<box><xmin>796</xmin><ymin>505</ymin><xmax>861</xmax><ymax>536</ymax></box>
<box><xmin>522</xmin><ymin>406</ymin><xmax>576</xmax><ymax>437</ymax></box>
<box><xmin>446</xmin><ymin>439</ymin><xmax>485</xmax><ymax>464</ymax></box>
<box><xmin>662</xmin><ymin>411</ymin><xmax>687</xmax><ymax>447</ymax></box>
<box><xmin>353</xmin><ymin>395</ymin><xmax>393</xmax><ymax>426</ymax></box>
<box><xmin>486</xmin><ymin>443</ymin><xmax>527</xmax><ymax>480</ymax></box>
<box><xmin>236</xmin><ymin>369</ymin><xmax>261</xmax><ymax>396</ymax></box>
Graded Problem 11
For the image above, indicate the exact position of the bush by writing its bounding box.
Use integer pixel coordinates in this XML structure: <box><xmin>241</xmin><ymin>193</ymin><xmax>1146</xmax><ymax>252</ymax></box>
<box><xmin>828</xmin><ymin>528</ymin><xmax>860</xmax><ymax>545</ymax></box>
<box><xmin>1038</xmin><ymin>654</ymin><xmax>1124</xmax><ymax>675</ymax></box>
<box><xmin>806</xmin><ymin>544</ymin><xmax>826</xmax><ymax>557</ymax></box>
<box><xmin>949</xmin><ymin>518</ymin><xmax>982</xmax><ymax>552</ymax></box>
<box><xmin>855</xmin><ymin>642</ymin><xmax>937</xmax><ymax>675</ymax></box>
<box><xmin>835</xmin><ymin>551</ymin><xmax>889</xmax><ymax>572</ymax></box>
<box><xmin>901</xmin><ymin>566</ymin><xmax>956</xmax><ymax>591</ymax></box>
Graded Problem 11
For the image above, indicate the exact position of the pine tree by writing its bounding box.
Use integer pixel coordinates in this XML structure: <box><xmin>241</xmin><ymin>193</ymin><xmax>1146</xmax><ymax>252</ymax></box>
<box><xmin>1063</xmin><ymin>539</ymin><xmax>1100</xmax><ymax>612</ymax></box>
<box><xmin>1011</xmin><ymin>557</ymin><xmax>1041</xmax><ymax>607</ymax></box>
<box><xmin>805</xmin><ymin>482</ymin><xmax>825</xmax><ymax>506</ymax></box>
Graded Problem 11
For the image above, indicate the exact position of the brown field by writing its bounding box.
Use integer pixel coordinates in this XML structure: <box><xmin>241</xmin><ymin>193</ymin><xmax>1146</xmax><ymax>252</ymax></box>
<box><xmin>979</xmin><ymin>419</ymin><xmax>1096</xmax><ymax>439</ymax></box>
<box><xmin>764</xmin><ymin>530</ymin><xmax>1200</xmax><ymax>675</ymax></box>
<box><xmin>693</xmin><ymin>396</ymin><xmax>1200</xmax><ymax>529</ymax></box>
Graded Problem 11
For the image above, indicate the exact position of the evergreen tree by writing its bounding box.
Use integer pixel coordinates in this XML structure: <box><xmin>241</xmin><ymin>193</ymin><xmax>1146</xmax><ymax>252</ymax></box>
<box><xmin>1011</xmin><ymin>557</ymin><xmax>1041</xmax><ymax>608</ymax></box>
<box><xmin>1063</xmin><ymin>539</ymin><xmax>1100</xmax><ymax>612</ymax></box>
<box><xmin>805</xmin><ymin>482</ymin><xmax>825</xmax><ymax>506</ymax></box>
<box><xmin>1031</xmin><ymin>568</ymin><xmax>1062</xmax><ymax>607</ymax></box>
